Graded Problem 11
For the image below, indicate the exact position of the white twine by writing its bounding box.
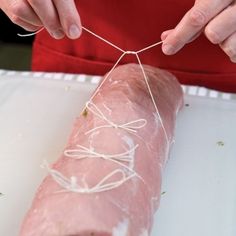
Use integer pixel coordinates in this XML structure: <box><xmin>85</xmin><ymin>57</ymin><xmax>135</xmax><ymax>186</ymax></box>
<box><xmin>63</xmin><ymin>143</ymin><xmax>145</xmax><ymax>182</ymax></box>
<box><xmin>64</xmin><ymin>143</ymin><xmax>138</xmax><ymax>163</ymax></box>
<box><xmin>17</xmin><ymin>27</ymin><xmax>44</xmax><ymax>37</ymax></box>
<box><xmin>77</xmin><ymin>29</ymin><xmax>169</xmax><ymax>145</ymax></box>
<box><xmin>17</xmin><ymin>27</ymin><xmax>168</xmax><ymax>143</ymax></box>
<box><xmin>135</xmin><ymin>53</ymin><xmax>169</xmax><ymax>144</ymax></box>
<box><xmin>84</xmin><ymin>101</ymin><xmax>147</xmax><ymax>134</ymax></box>
<box><xmin>82</xmin><ymin>27</ymin><xmax>125</xmax><ymax>53</ymax></box>
<box><xmin>21</xmin><ymin>26</ymin><xmax>169</xmax><ymax>193</ymax></box>
<box><xmin>42</xmin><ymin>161</ymin><xmax>136</xmax><ymax>193</ymax></box>
<box><xmin>83</xmin><ymin>49</ymin><xmax>169</xmax><ymax>144</ymax></box>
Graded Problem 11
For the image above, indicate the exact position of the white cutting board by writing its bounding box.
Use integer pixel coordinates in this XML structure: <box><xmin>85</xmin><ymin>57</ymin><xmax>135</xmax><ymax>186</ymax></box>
<box><xmin>0</xmin><ymin>70</ymin><xmax>236</xmax><ymax>236</ymax></box>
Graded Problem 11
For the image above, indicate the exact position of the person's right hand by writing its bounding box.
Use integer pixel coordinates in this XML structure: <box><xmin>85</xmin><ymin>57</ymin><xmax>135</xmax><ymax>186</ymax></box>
<box><xmin>0</xmin><ymin>0</ymin><xmax>82</xmax><ymax>39</ymax></box>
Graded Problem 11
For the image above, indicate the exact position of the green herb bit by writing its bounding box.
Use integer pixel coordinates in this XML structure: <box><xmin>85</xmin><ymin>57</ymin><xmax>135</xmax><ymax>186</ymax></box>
<box><xmin>161</xmin><ymin>191</ymin><xmax>166</xmax><ymax>195</ymax></box>
<box><xmin>217</xmin><ymin>141</ymin><xmax>224</xmax><ymax>146</ymax></box>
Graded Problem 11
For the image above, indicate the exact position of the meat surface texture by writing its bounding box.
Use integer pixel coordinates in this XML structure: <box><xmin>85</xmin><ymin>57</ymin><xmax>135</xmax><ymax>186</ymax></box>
<box><xmin>20</xmin><ymin>63</ymin><xmax>183</xmax><ymax>236</ymax></box>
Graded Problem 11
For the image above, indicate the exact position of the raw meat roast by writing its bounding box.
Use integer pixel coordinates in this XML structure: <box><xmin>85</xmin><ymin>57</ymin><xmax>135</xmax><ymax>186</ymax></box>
<box><xmin>20</xmin><ymin>63</ymin><xmax>183</xmax><ymax>236</ymax></box>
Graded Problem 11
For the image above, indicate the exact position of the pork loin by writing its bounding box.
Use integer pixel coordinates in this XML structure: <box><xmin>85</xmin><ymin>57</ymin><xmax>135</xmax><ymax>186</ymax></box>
<box><xmin>20</xmin><ymin>63</ymin><xmax>183</xmax><ymax>236</ymax></box>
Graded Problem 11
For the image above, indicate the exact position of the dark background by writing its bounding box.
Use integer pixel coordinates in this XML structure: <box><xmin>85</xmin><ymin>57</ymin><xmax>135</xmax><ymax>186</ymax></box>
<box><xmin>0</xmin><ymin>10</ymin><xmax>34</xmax><ymax>70</ymax></box>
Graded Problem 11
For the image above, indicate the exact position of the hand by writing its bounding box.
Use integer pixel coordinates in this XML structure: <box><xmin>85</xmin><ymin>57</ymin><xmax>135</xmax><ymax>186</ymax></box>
<box><xmin>0</xmin><ymin>0</ymin><xmax>82</xmax><ymax>39</ymax></box>
<box><xmin>161</xmin><ymin>0</ymin><xmax>236</xmax><ymax>63</ymax></box>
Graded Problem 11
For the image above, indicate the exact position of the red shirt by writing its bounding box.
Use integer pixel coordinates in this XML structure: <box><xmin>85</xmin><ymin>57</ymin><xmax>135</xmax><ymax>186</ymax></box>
<box><xmin>32</xmin><ymin>0</ymin><xmax>236</xmax><ymax>92</ymax></box>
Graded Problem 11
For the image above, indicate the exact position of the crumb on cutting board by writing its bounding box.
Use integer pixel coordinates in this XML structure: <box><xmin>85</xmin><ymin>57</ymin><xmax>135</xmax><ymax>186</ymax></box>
<box><xmin>64</xmin><ymin>85</ymin><xmax>71</xmax><ymax>91</ymax></box>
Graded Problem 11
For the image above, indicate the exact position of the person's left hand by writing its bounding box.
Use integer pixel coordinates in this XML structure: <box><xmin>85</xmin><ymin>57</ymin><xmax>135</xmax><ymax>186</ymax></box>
<box><xmin>161</xmin><ymin>0</ymin><xmax>236</xmax><ymax>63</ymax></box>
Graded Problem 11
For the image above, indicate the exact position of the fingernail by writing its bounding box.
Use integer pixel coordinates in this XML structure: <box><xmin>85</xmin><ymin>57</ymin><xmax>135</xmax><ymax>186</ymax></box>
<box><xmin>162</xmin><ymin>44</ymin><xmax>175</xmax><ymax>55</ymax></box>
<box><xmin>51</xmin><ymin>29</ymin><xmax>64</xmax><ymax>39</ymax></box>
<box><xmin>69</xmin><ymin>24</ymin><xmax>81</xmax><ymax>39</ymax></box>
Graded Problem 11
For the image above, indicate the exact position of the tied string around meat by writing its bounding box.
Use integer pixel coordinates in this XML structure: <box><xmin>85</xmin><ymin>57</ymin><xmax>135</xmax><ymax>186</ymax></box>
<box><xmin>18</xmin><ymin>26</ymin><xmax>168</xmax><ymax>143</ymax></box>
<box><xmin>80</xmin><ymin>26</ymin><xmax>169</xmax><ymax>145</ymax></box>
<box><xmin>64</xmin><ymin>143</ymin><xmax>138</xmax><ymax>163</ymax></box>
<box><xmin>63</xmin><ymin>143</ymin><xmax>144</xmax><ymax>182</ymax></box>
<box><xmin>42</xmin><ymin>161</ymin><xmax>136</xmax><ymax>194</ymax></box>
<box><xmin>84</xmin><ymin>101</ymin><xmax>147</xmax><ymax>135</ymax></box>
<box><xmin>19</xmin><ymin>26</ymin><xmax>169</xmax><ymax>193</ymax></box>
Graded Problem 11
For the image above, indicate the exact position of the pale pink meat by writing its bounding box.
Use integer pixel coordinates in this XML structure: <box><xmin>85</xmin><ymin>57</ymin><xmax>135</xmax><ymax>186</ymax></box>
<box><xmin>20</xmin><ymin>64</ymin><xmax>183</xmax><ymax>236</ymax></box>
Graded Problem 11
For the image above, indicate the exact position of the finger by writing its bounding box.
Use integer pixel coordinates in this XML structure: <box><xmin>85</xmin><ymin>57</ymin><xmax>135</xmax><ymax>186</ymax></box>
<box><xmin>187</xmin><ymin>30</ymin><xmax>202</xmax><ymax>43</ymax></box>
<box><xmin>28</xmin><ymin>0</ymin><xmax>65</xmax><ymax>39</ymax></box>
<box><xmin>162</xmin><ymin>0</ymin><xmax>233</xmax><ymax>55</ymax></box>
<box><xmin>161</xmin><ymin>30</ymin><xmax>173</xmax><ymax>41</ymax></box>
<box><xmin>3</xmin><ymin>0</ymin><xmax>42</xmax><ymax>27</ymax></box>
<box><xmin>12</xmin><ymin>17</ymin><xmax>41</xmax><ymax>31</ymax></box>
<box><xmin>161</xmin><ymin>29</ymin><xmax>201</xmax><ymax>44</ymax></box>
<box><xmin>10</xmin><ymin>0</ymin><xmax>42</xmax><ymax>26</ymax></box>
<box><xmin>220</xmin><ymin>31</ymin><xmax>236</xmax><ymax>63</ymax></box>
<box><xmin>205</xmin><ymin>3</ymin><xmax>236</xmax><ymax>44</ymax></box>
<box><xmin>53</xmin><ymin>0</ymin><xmax>82</xmax><ymax>39</ymax></box>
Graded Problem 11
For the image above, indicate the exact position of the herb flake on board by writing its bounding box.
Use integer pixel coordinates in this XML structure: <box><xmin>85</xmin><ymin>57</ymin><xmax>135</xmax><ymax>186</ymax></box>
<box><xmin>217</xmin><ymin>141</ymin><xmax>225</xmax><ymax>147</ymax></box>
